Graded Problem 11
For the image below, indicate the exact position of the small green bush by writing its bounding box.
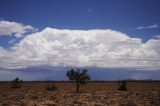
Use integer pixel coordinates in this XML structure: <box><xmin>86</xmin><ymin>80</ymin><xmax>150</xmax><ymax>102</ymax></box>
<box><xmin>46</xmin><ymin>84</ymin><xmax>58</xmax><ymax>91</ymax></box>
<box><xmin>117</xmin><ymin>80</ymin><xmax>127</xmax><ymax>91</ymax></box>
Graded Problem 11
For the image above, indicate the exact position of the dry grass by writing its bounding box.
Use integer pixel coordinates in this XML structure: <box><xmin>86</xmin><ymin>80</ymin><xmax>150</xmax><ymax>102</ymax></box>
<box><xmin>0</xmin><ymin>81</ymin><xmax>160</xmax><ymax>106</ymax></box>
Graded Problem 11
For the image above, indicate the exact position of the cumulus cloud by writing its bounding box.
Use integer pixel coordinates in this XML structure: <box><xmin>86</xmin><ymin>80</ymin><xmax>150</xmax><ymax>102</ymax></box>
<box><xmin>0</xmin><ymin>20</ymin><xmax>38</xmax><ymax>38</ymax></box>
<box><xmin>0</xmin><ymin>27</ymin><xmax>160</xmax><ymax>70</ymax></box>
<box><xmin>131</xmin><ymin>23</ymin><xmax>159</xmax><ymax>30</ymax></box>
<box><xmin>0</xmin><ymin>47</ymin><xmax>7</xmax><ymax>57</ymax></box>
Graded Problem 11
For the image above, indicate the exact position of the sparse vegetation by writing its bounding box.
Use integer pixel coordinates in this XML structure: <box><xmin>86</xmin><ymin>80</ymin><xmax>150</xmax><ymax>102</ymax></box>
<box><xmin>0</xmin><ymin>81</ymin><xmax>160</xmax><ymax>105</ymax></box>
<box><xmin>46</xmin><ymin>83</ymin><xmax>58</xmax><ymax>91</ymax></box>
<box><xmin>11</xmin><ymin>77</ymin><xmax>23</xmax><ymax>88</ymax></box>
<box><xmin>117</xmin><ymin>80</ymin><xmax>127</xmax><ymax>91</ymax></box>
<box><xmin>67</xmin><ymin>68</ymin><xmax>90</xmax><ymax>93</ymax></box>
<box><xmin>30</xmin><ymin>94</ymin><xmax>38</xmax><ymax>100</ymax></box>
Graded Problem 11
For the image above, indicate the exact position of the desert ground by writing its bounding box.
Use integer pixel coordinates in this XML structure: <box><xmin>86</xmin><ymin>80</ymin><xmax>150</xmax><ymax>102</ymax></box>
<box><xmin>0</xmin><ymin>81</ymin><xmax>160</xmax><ymax>106</ymax></box>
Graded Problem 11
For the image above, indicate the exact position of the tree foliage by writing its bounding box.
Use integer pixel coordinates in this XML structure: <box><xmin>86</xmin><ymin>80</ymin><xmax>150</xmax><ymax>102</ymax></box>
<box><xmin>67</xmin><ymin>69</ymin><xmax>90</xmax><ymax>93</ymax></box>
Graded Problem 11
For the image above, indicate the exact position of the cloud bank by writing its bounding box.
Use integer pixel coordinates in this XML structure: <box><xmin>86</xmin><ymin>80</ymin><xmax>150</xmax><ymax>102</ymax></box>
<box><xmin>0</xmin><ymin>27</ymin><xmax>160</xmax><ymax>70</ymax></box>
<box><xmin>153</xmin><ymin>34</ymin><xmax>160</xmax><ymax>39</ymax></box>
<box><xmin>0</xmin><ymin>20</ymin><xmax>37</xmax><ymax>38</ymax></box>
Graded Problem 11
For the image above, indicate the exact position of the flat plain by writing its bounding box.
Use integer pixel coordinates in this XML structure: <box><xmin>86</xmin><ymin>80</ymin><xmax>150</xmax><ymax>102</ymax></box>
<box><xmin>0</xmin><ymin>81</ymin><xmax>160</xmax><ymax>106</ymax></box>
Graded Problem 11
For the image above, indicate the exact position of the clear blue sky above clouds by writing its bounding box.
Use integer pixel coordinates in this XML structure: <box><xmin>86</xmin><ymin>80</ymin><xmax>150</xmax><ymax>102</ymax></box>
<box><xmin>0</xmin><ymin>0</ymin><xmax>160</xmax><ymax>80</ymax></box>
<box><xmin>1</xmin><ymin>0</ymin><xmax>160</xmax><ymax>45</ymax></box>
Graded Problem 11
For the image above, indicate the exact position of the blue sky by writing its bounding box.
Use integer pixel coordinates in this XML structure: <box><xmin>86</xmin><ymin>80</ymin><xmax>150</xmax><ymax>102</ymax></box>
<box><xmin>1</xmin><ymin>0</ymin><xmax>160</xmax><ymax>42</ymax></box>
<box><xmin>0</xmin><ymin>0</ymin><xmax>160</xmax><ymax>80</ymax></box>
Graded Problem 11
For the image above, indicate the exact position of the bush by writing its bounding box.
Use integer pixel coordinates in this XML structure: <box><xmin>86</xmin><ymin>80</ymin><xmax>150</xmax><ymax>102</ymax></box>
<box><xmin>117</xmin><ymin>80</ymin><xmax>127</xmax><ymax>91</ymax></box>
<box><xmin>11</xmin><ymin>77</ymin><xmax>23</xmax><ymax>88</ymax></box>
<box><xmin>46</xmin><ymin>84</ymin><xmax>58</xmax><ymax>91</ymax></box>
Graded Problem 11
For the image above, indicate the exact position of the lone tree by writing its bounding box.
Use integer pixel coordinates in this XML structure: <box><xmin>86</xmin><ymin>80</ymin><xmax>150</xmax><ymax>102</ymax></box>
<box><xmin>67</xmin><ymin>69</ymin><xmax>90</xmax><ymax>93</ymax></box>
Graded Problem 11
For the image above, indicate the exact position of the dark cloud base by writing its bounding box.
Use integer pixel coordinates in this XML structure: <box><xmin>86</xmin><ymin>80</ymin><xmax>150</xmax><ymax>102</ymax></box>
<box><xmin>0</xmin><ymin>66</ymin><xmax>160</xmax><ymax>81</ymax></box>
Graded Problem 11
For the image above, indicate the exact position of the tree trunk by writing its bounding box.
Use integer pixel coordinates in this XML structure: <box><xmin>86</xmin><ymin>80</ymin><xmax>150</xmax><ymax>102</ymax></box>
<box><xmin>76</xmin><ymin>82</ymin><xmax>79</xmax><ymax>93</ymax></box>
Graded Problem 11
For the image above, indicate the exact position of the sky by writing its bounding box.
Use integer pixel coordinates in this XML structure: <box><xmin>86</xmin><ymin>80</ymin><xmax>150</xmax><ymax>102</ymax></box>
<box><xmin>0</xmin><ymin>0</ymin><xmax>160</xmax><ymax>81</ymax></box>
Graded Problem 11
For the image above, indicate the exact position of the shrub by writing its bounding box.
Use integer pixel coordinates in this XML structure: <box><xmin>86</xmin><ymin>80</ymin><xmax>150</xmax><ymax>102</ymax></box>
<box><xmin>11</xmin><ymin>77</ymin><xmax>23</xmax><ymax>88</ymax></box>
<box><xmin>46</xmin><ymin>84</ymin><xmax>58</xmax><ymax>91</ymax></box>
<box><xmin>117</xmin><ymin>80</ymin><xmax>127</xmax><ymax>91</ymax></box>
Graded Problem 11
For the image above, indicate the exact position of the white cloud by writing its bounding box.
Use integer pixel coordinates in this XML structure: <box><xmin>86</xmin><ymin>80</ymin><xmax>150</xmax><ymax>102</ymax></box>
<box><xmin>153</xmin><ymin>34</ymin><xmax>160</xmax><ymax>39</ymax></box>
<box><xmin>0</xmin><ymin>20</ymin><xmax>38</xmax><ymax>38</ymax></box>
<box><xmin>9</xmin><ymin>39</ymin><xmax>17</xmax><ymax>44</ymax></box>
<box><xmin>132</xmin><ymin>23</ymin><xmax>159</xmax><ymax>30</ymax></box>
<box><xmin>0</xmin><ymin>27</ymin><xmax>160</xmax><ymax>70</ymax></box>
<box><xmin>0</xmin><ymin>47</ymin><xmax>7</xmax><ymax>57</ymax></box>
